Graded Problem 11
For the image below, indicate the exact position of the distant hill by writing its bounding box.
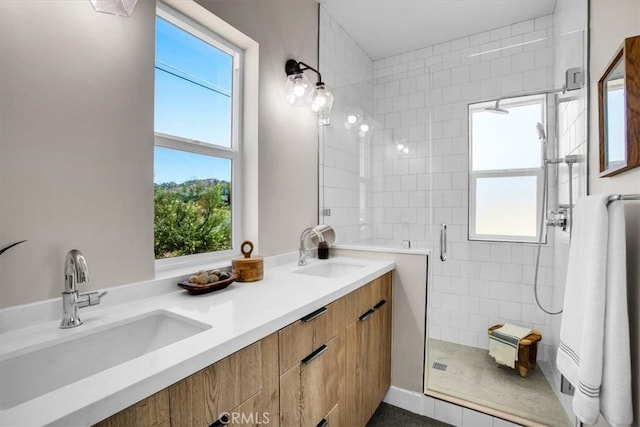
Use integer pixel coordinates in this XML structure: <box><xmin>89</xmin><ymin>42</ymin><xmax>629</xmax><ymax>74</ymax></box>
<box><xmin>155</xmin><ymin>178</ymin><xmax>229</xmax><ymax>190</ymax></box>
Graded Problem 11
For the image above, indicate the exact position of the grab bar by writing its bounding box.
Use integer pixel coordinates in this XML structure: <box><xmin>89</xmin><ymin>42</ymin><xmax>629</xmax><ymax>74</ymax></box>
<box><xmin>440</xmin><ymin>222</ymin><xmax>447</xmax><ymax>262</ymax></box>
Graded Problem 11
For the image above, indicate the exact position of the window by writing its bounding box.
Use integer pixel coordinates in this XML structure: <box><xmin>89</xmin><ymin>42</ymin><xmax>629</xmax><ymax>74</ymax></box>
<box><xmin>468</xmin><ymin>95</ymin><xmax>545</xmax><ymax>242</ymax></box>
<box><xmin>154</xmin><ymin>4</ymin><xmax>242</xmax><ymax>262</ymax></box>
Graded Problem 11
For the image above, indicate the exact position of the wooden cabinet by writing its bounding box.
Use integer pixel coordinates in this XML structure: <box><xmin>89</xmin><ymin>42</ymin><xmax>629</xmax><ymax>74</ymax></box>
<box><xmin>95</xmin><ymin>333</ymin><xmax>278</xmax><ymax>427</ymax></box>
<box><xmin>279</xmin><ymin>298</ymin><xmax>346</xmax><ymax>427</ymax></box>
<box><xmin>94</xmin><ymin>390</ymin><xmax>170</xmax><ymax>427</ymax></box>
<box><xmin>344</xmin><ymin>272</ymin><xmax>393</xmax><ymax>427</ymax></box>
<box><xmin>169</xmin><ymin>333</ymin><xmax>279</xmax><ymax>427</ymax></box>
<box><xmin>95</xmin><ymin>271</ymin><xmax>392</xmax><ymax>427</ymax></box>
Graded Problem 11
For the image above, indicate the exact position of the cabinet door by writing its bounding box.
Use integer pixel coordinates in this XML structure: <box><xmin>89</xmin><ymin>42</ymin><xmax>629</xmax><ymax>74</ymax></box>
<box><xmin>169</xmin><ymin>333</ymin><xmax>279</xmax><ymax>427</ymax></box>
<box><xmin>344</xmin><ymin>272</ymin><xmax>393</xmax><ymax>427</ymax></box>
<box><xmin>344</xmin><ymin>308</ymin><xmax>370</xmax><ymax>427</ymax></box>
<box><xmin>94</xmin><ymin>390</ymin><xmax>170</xmax><ymax>427</ymax></box>
<box><xmin>280</xmin><ymin>335</ymin><xmax>342</xmax><ymax>427</ymax></box>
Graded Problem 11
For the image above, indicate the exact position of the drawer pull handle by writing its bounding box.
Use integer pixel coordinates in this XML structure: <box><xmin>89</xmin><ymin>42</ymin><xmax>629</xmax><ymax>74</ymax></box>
<box><xmin>301</xmin><ymin>306</ymin><xmax>328</xmax><ymax>323</ymax></box>
<box><xmin>359</xmin><ymin>309</ymin><xmax>375</xmax><ymax>321</ymax></box>
<box><xmin>316</xmin><ymin>419</ymin><xmax>328</xmax><ymax>427</ymax></box>
<box><xmin>302</xmin><ymin>344</ymin><xmax>328</xmax><ymax>365</ymax></box>
<box><xmin>374</xmin><ymin>299</ymin><xmax>387</xmax><ymax>310</ymax></box>
<box><xmin>209</xmin><ymin>414</ymin><xmax>229</xmax><ymax>427</ymax></box>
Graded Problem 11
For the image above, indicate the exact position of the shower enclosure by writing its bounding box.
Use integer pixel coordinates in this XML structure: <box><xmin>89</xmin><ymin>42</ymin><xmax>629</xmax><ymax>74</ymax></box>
<box><xmin>319</xmin><ymin>0</ymin><xmax>588</xmax><ymax>425</ymax></box>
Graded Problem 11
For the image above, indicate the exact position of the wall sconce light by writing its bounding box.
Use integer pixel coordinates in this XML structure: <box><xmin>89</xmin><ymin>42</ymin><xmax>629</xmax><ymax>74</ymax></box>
<box><xmin>285</xmin><ymin>59</ymin><xmax>334</xmax><ymax>117</ymax></box>
<box><xmin>90</xmin><ymin>0</ymin><xmax>138</xmax><ymax>17</ymax></box>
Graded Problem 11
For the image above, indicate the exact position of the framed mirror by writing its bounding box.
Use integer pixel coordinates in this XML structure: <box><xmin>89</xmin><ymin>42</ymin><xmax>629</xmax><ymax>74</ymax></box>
<box><xmin>598</xmin><ymin>35</ymin><xmax>640</xmax><ymax>176</ymax></box>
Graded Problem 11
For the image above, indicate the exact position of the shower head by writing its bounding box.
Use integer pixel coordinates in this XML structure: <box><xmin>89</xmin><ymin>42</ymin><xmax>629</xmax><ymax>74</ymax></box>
<box><xmin>536</xmin><ymin>122</ymin><xmax>546</xmax><ymax>140</ymax></box>
<box><xmin>484</xmin><ymin>99</ymin><xmax>508</xmax><ymax>114</ymax></box>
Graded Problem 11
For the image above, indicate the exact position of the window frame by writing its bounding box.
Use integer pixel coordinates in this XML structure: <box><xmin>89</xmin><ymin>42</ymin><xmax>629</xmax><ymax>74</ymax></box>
<box><xmin>468</xmin><ymin>94</ymin><xmax>546</xmax><ymax>243</ymax></box>
<box><xmin>155</xmin><ymin>2</ymin><xmax>244</xmax><ymax>271</ymax></box>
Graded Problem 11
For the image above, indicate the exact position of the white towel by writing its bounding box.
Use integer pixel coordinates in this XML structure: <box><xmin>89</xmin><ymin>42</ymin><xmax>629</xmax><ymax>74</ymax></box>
<box><xmin>556</xmin><ymin>195</ymin><xmax>633</xmax><ymax>426</ymax></box>
<box><xmin>489</xmin><ymin>323</ymin><xmax>532</xmax><ymax>368</ymax></box>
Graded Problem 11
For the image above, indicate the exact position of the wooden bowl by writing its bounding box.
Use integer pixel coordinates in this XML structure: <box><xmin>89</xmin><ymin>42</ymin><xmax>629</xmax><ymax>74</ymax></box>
<box><xmin>177</xmin><ymin>274</ymin><xmax>237</xmax><ymax>295</ymax></box>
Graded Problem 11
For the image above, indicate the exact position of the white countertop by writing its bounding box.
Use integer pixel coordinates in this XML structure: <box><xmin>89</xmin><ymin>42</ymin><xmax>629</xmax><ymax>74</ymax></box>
<box><xmin>0</xmin><ymin>254</ymin><xmax>394</xmax><ymax>426</ymax></box>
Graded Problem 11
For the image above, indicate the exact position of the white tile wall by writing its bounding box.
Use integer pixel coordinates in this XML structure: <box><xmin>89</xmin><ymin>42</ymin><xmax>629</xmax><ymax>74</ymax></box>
<box><xmin>319</xmin><ymin>6</ymin><xmax>374</xmax><ymax>244</ymax></box>
<box><xmin>366</xmin><ymin>16</ymin><xmax>563</xmax><ymax>360</ymax></box>
<box><xmin>321</xmin><ymin>4</ymin><xmax>586</xmax><ymax>420</ymax></box>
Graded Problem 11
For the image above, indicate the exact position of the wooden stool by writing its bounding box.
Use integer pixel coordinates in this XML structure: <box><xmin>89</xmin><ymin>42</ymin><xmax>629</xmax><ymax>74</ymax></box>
<box><xmin>488</xmin><ymin>324</ymin><xmax>542</xmax><ymax>378</ymax></box>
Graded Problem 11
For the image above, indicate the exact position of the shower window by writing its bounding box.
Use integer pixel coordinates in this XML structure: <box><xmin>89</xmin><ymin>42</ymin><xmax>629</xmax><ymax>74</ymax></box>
<box><xmin>468</xmin><ymin>95</ymin><xmax>545</xmax><ymax>243</ymax></box>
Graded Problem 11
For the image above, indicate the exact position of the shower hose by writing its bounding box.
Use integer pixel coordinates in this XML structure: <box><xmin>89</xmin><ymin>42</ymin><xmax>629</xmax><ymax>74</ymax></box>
<box><xmin>533</xmin><ymin>159</ymin><xmax>569</xmax><ymax>316</ymax></box>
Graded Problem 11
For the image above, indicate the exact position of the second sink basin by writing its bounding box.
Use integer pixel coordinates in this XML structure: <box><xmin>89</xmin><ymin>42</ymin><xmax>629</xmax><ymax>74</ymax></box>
<box><xmin>0</xmin><ymin>310</ymin><xmax>210</xmax><ymax>410</ymax></box>
<box><xmin>295</xmin><ymin>261</ymin><xmax>365</xmax><ymax>278</ymax></box>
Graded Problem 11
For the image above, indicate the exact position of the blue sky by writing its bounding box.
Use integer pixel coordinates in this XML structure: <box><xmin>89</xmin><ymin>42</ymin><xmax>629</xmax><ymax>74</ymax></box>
<box><xmin>154</xmin><ymin>17</ymin><xmax>233</xmax><ymax>185</ymax></box>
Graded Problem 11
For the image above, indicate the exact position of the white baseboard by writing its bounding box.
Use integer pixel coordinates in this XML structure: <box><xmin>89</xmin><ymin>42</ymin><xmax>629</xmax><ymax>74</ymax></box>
<box><xmin>383</xmin><ymin>385</ymin><xmax>436</xmax><ymax>418</ymax></box>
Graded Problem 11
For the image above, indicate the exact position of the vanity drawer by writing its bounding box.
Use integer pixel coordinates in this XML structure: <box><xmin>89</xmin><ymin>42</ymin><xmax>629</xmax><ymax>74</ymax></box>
<box><xmin>169</xmin><ymin>333</ymin><xmax>278</xmax><ymax>427</ymax></box>
<box><xmin>279</xmin><ymin>298</ymin><xmax>345</xmax><ymax>374</ymax></box>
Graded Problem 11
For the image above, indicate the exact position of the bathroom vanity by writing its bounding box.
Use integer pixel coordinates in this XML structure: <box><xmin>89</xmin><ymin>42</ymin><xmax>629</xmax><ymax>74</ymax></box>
<box><xmin>97</xmin><ymin>271</ymin><xmax>392</xmax><ymax>427</ymax></box>
<box><xmin>0</xmin><ymin>256</ymin><xmax>393</xmax><ymax>426</ymax></box>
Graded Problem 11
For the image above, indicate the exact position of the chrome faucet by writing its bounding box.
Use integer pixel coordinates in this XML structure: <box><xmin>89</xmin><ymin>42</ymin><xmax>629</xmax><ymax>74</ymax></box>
<box><xmin>60</xmin><ymin>249</ymin><xmax>107</xmax><ymax>329</ymax></box>
<box><xmin>298</xmin><ymin>227</ymin><xmax>324</xmax><ymax>266</ymax></box>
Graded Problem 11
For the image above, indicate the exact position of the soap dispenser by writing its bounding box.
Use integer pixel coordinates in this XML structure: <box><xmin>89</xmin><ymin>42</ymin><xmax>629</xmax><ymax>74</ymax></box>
<box><xmin>318</xmin><ymin>241</ymin><xmax>329</xmax><ymax>259</ymax></box>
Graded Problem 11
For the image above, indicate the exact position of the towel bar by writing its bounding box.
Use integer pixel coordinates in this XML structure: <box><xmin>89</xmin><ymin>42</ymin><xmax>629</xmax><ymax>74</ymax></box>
<box><xmin>607</xmin><ymin>193</ymin><xmax>640</xmax><ymax>204</ymax></box>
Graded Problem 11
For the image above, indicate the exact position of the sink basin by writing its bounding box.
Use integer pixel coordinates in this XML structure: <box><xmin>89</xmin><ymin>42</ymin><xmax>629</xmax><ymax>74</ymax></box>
<box><xmin>0</xmin><ymin>310</ymin><xmax>210</xmax><ymax>410</ymax></box>
<box><xmin>295</xmin><ymin>262</ymin><xmax>365</xmax><ymax>278</ymax></box>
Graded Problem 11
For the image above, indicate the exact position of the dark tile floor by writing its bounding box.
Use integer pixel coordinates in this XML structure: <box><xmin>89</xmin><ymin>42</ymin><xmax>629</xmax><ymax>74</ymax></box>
<box><xmin>367</xmin><ymin>403</ymin><xmax>452</xmax><ymax>427</ymax></box>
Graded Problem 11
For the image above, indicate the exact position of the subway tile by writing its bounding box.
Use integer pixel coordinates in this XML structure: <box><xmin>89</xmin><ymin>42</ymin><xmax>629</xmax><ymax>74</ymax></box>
<box><xmin>511</xmin><ymin>51</ymin><xmax>535</xmax><ymax>73</ymax></box>
<box><xmin>433</xmin><ymin>69</ymin><xmax>451</xmax><ymax>88</ymax></box>
<box><xmin>443</xmin><ymin>85</ymin><xmax>462</xmax><ymax>103</ymax></box>
<box><xmin>469</xmin><ymin>61</ymin><xmax>491</xmax><ymax>81</ymax></box>
<box><xmin>462</xmin><ymin>408</ymin><xmax>495</xmax><ymax>427</ymax></box>
<box><xmin>458</xmin><ymin>330</ymin><xmax>479</xmax><ymax>348</ymax></box>
<box><xmin>408</xmin><ymin>91</ymin><xmax>425</xmax><ymax>109</ymax></box>
<box><xmin>490</xmin><ymin>281</ymin><xmax>511</xmax><ymax>299</ymax></box>
<box><xmin>499</xmin><ymin>300</ymin><xmax>522</xmax><ymax>321</ymax></box>
<box><xmin>415</xmin><ymin>45</ymin><xmax>433</xmax><ymax>59</ymax></box>
<box><xmin>401</xmin><ymin>110</ymin><xmax>417</xmax><ymax>126</ymax></box>
<box><xmin>451</xmin><ymin>276</ymin><xmax>470</xmax><ymax>294</ymax></box>
<box><xmin>490</xmin><ymin>56</ymin><xmax>512</xmax><ymax>77</ymax></box>
<box><xmin>501</xmin><ymin>73</ymin><xmax>524</xmax><ymax>94</ymax></box>
<box><xmin>460</xmin><ymin>295</ymin><xmax>480</xmax><ymax>314</ymax></box>
<box><xmin>451</xmin><ymin>65</ymin><xmax>471</xmax><ymax>84</ymax></box>
<box><xmin>400</xmin><ymin>76</ymin><xmax>417</xmax><ymax>94</ymax></box>
<box><xmin>511</xmin><ymin>19</ymin><xmax>534</xmax><ymax>35</ymax></box>
<box><xmin>469</xmin><ymin>30</ymin><xmax>491</xmax><ymax>46</ymax></box>
<box><xmin>409</xmin><ymin>190</ymin><xmax>427</xmax><ymax>207</ymax></box>
<box><xmin>450</xmin><ymin>311</ymin><xmax>469</xmax><ymax>330</ymax></box>
<box><xmin>535</xmin><ymin>14</ymin><xmax>553</xmax><ymax>30</ymax></box>
<box><xmin>433</xmin><ymin>41</ymin><xmax>451</xmax><ymax>54</ymax></box>
<box><xmin>384</xmin><ymin>79</ymin><xmax>400</xmax><ymax>97</ymax></box>
<box><xmin>408</xmin><ymin>58</ymin><xmax>425</xmax><ymax>71</ymax></box>
<box><xmin>443</xmin><ymin>293</ymin><xmax>461</xmax><ymax>311</ymax></box>
<box><xmin>490</xmin><ymin>25</ymin><xmax>511</xmax><ymax>41</ymax></box>
<box><xmin>399</xmin><ymin>50</ymin><xmax>416</xmax><ymax>64</ymax></box>
<box><xmin>392</xmin><ymin>94</ymin><xmax>409</xmax><ymax>112</ymax></box>
<box><xmin>434</xmin><ymin>400</ymin><xmax>463</xmax><ymax>426</ymax></box>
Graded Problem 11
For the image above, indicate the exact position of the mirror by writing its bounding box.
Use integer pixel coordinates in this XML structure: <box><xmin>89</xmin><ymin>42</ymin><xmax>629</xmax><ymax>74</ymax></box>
<box><xmin>599</xmin><ymin>35</ymin><xmax>640</xmax><ymax>176</ymax></box>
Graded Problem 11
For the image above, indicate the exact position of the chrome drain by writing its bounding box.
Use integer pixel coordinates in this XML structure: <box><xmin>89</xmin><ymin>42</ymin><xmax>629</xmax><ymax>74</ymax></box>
<box><xmin>432</xmin><ymin>362</ymin><xmax>448</xmax><ymax>371</ymax></box>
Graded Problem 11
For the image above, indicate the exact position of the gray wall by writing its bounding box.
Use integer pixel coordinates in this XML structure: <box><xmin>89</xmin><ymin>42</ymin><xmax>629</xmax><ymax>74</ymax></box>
<box><xmin>0</xmin><ymin>0</ymin><xmax>319</xmax><ymax>308</ymax></box>
<box><xmin>589</xmin><ymin>2</ymin><xmax>640</xmax><ymax>426</ymax></box>
<box><xmin>0</xmin><ymin>0</ymin><xmax>155</xmax><ymax>308</ymax></box>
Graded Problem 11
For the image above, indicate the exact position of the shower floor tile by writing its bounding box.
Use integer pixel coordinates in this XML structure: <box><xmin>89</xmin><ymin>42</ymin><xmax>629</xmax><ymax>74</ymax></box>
<box><xmin>426</xmin><ymin>339</ymin><xmax>572</xmax><ymax>427</ymax></box>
